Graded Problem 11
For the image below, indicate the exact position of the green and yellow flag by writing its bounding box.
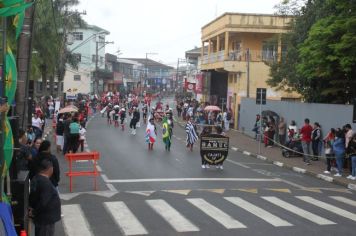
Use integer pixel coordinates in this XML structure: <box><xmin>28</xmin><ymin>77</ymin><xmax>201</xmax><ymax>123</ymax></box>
<box><xmin>5</xmin><ymin>46</ymin><xmax>17</xmax><ymax>105</ymax></box>
<box><xmin>2</xmin><ymin>117</ymin><xmax>13</xmax><ymax>179</ymax></box>
<box><xmin>0</xmin><ymin>0</ymin><xmax>32</xmax><ymax>17</ymax></box>
<box><xmin>13</xmin><ymin>11</ymin><xmax>24</xmax><ymax>39</ymax></box>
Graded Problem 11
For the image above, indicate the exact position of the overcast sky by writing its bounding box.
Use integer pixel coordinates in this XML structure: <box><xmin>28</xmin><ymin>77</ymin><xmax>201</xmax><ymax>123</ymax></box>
<box><xmin>76</xmin><ymin>0</ymin><xmax>282</xmax><ymax>66</ymax></box>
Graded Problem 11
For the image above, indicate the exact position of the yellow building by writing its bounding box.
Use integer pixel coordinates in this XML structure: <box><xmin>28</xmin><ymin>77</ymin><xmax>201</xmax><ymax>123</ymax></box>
<box><xmin>200</xmin><ymin>13</ymin><xmax>300</xmax><ymax>129</ymax></box>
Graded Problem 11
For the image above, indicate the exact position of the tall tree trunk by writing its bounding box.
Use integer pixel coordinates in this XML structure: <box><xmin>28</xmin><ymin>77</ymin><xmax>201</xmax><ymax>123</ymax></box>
<box><xmin>16</xmin><ymin>2</ymin><xmax>35</xmax><ymax>128</ymax></box>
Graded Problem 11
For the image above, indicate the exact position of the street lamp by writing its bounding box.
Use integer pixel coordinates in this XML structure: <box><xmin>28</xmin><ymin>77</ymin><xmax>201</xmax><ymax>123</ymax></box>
<box><xmin>143</xmin><ymin>52</ymin><xmax>158</xmax><ymax>96</ymax></box>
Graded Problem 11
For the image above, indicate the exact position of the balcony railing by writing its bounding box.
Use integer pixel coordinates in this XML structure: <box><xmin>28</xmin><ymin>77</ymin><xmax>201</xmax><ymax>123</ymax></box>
<box><xmin>202</xmin><ymin>49</ymin><xmax>283</xmax><ymax>64</ymax></box>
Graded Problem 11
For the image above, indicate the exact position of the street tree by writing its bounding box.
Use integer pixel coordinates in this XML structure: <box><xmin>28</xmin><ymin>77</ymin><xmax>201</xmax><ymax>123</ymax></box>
<box><xmin>267</xmin><ymin>0</ymin><xmax>356</xmax><ymax>103</ymax></box>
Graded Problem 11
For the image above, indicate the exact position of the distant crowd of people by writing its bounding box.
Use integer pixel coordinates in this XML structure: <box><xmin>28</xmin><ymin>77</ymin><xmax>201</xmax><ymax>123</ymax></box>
<box><xmin>252</xmin><ymin>115</ymin><xmax>356</xmax><ymax>180</ymax></box>
<box><xmin>176</xmin><ymin>97</ymin><xmax>233</xmax><ymax>132</ymax></box>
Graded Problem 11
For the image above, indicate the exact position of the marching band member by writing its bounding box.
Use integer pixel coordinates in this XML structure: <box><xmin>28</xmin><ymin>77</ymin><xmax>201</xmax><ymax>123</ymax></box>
<box><xmin>146</xmin><ymin>117</ymin><xmax>157</xmax><ymax>150</ymax></box>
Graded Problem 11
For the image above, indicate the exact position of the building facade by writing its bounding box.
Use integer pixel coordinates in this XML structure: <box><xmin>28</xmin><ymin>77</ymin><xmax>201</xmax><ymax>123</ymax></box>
<box><xmin>63</xmin><ymin>24</ymin><xmax>110</xmax><ymax>97</ymax></box>
<box><xmin>200</xmin><ymin>13</ymin><xmax>300</xmax><ymax>128</ymax></box>
<box><xmin>123</xmin><ymin>58</ymin><xmax>175</xmax><ymax>95</ymax></box>
<box><xmin>104</xmin><ymin>54</ymin><xmax>145</xmax><ymax>94</ymax></box>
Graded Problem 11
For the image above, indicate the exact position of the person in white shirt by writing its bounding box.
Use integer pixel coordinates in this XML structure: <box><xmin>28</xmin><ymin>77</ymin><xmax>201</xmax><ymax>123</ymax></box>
<box><xmin>32</xmin><ymin>113</ymin><xmax>43</xmax><ymax>138</ymax></box>
<box><xmin>79</xmin><ymin>125</ymin><xmax>86</xmax><ymax>152</ymax></box>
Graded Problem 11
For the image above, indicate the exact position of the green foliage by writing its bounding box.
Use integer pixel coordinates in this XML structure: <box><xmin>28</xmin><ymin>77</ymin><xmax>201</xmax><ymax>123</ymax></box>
<box><xmin>268</xmin><ymin>0</ymin><xmax>356</xmax><ymax>103</ymax></box>
<box><xmin>31</xmin><ymin>0</ymin><xmax>84</xmax><ymax>82</ymax></box>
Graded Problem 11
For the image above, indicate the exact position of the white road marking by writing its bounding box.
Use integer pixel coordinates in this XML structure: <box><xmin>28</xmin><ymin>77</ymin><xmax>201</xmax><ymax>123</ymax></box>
<box><xmin>187</xmin><ymin>198</ymin><xmax>246</xmax><ymax>229</ymax></box>
<box><xmin>317</xmin><ymin>174</ymin><xmax>333</xmax><ymax>182</ymax></box>
<box><xmin>96</xmin><ymin>165</ymin><xmax>102</xmax><ymax>172</ymax></box>
<box><xmin>277</xmin><ymin>178</ymin><xmax>307</xmax><ymax>189</ymax></box>
<box><xmin>225</xmin><ymin>197</ymin><xmax>292</xmax><ymax>227</ymax></box>
<box><xmin>273</xmin><ymin>161</ymin><xmax>284</xmax><ymax>167</ymax></box>
<box><xmin>104</xmin><ymin>177</ymin><xmax>280</xmax><ymax>183</ymax></box>
<box><xmin>104</xmin><ymin>201</ymin><xmax>148</xmax><ymax>235</ymax></box>
<box><xmin>106</xmin><ymin>183</ymin><xmax>118</xmax><ymax>192</ymax></box>
<box><xmin>330</xmin><ymin>196</ymin><xmax>356</xmax><ymax>207</ymax></box>
<box><xmin>297</xmin><ymin>196</ymin><xmax>356</xmax><ymax>222</ymax></box>
<box><xmin>146</xmin><ymin>199</ymin><xmax>199</xmax><ymax>232</ymax></box>
<box><xmin>257</xmin><ymin>155</ymin><xmax>267</xmax><ymax>161</ymax></box>
<box><xmin>243</xmin><ymin>151</ymin><xmax>251</xmax><ymax>156</ymax></box>
<box><xmin>231</xmin><ymin>147</ymin><xmax>239</xmax><ymax>151</ymax></box>
<box><xmin>348</xmin><ymin>183</ymin><xmax>356</xmax><ymax>191</ymax></box>
<box><xmin>292</xmin><ymin>167</ymin><xmax>306</xmax><ymax>174</ymax></box>
<box><xmin>62</xmin><ymin>204</ymin><xmax>93</xmax><ymax>236</ymax></box>
<box><xmin>262</xmin><ymin>196</ymin><xmax>336</xmax><ymax>225</ymax></box>
<box><xmin>225</xmin><ymin>159</ymin><xmax>251</xmax><ymax>169</ymax></box>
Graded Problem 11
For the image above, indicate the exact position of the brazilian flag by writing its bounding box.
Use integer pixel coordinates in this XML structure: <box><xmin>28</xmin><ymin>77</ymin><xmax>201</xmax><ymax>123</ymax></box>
<box><xmin>1</xmin><ymin>117</ymin><xmax>13</xmax><ymax>179</ymax></box>
<box><xmin>0</xmin><ymin>0</ymin><xmax>33</xmax><ymax>39</ymax></box>
<box><xmin>0</xmin><ymin>0</ymin><xmax>33</xmax><ymax>17</ymax></box>
<box><xmin>5</xmin><ymin>46</ymin><xmax>17</xmax><ymax>105</ymax></box>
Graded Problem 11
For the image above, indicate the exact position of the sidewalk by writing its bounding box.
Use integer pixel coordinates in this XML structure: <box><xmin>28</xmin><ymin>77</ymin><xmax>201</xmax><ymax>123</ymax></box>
<box><xmin>174</xmin><ymin>117</ymin><xmax>356</xmax><ymax>191</ymax></box>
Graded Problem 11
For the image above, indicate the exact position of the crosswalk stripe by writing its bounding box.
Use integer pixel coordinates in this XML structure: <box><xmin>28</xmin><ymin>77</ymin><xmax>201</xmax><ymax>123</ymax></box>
<box><xmin>104</xmin><ymin>201</ymin><xmax>148</xmax><ymax>235</ymax></box>
<box><xmin>297</xmin><ymin>196</ymin><xmax>356</xmax><ymax>222</ymax></box>
<box><xmin>262</xmin><ymin>197</ymin><xmax>336</xmax><ymax>225</ymax></box>
<box><xmin>187</xmin><ymin>198</ymin><xmax>246</xmax><ymax>229</ymax></box>
<box><xmin>330</xmin><ymin>196</ymin><xmax>356</xmax><ymax>207</ymax></box>
<box><xmin>225</xmin><ymin>197</ymin><xmax>293</xmax><ymax>227</ymax></box>
<box><xmin>146</xmin><ymin>199</ymin><xmax>199</xmax><ymax>232</ymax></box>
<box><xmin>61</xmin><ymin>204</ymin><xmax>93</xmax><ymax>236</ymax></box>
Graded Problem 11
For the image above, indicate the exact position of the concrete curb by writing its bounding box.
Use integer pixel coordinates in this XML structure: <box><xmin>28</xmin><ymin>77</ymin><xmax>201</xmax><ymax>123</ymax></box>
<box><xmin>174</xmin><ymin>117</ymin><xmax>354</xmax><ymax>190</ymax></box>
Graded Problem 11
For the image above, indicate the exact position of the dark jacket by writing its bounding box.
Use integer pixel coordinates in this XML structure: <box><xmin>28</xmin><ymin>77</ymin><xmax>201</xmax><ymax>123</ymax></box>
<box><xmin>29</xmin><ymin>174</ymin><xmax>61</xmax><ymax>225</ymax></box>
<box><xmin>132</xmin><ymin>111</ymin><xmax>140</xmax><ymax>122</ymax></box>
<box><xmin>35</xmin><ymin>152</ymin><xmax>60</xmax><ymax>187</ymax></box>
<box><xmin>56</xmin><ymin>120</ymin><xmax>64</xmax><ymax>136</ymax></box>
<box><xmin>346</xmin><ymin>139</ymin><xmax>356</xmax><ymax>157</ymax></box>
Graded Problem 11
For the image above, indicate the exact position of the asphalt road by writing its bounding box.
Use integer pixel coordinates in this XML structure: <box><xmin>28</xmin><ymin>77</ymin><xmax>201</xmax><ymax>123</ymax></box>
<box><xmin>54</xmin><ymin>101</ymin><xmax>356</xmax><ymax>236</ymax></box>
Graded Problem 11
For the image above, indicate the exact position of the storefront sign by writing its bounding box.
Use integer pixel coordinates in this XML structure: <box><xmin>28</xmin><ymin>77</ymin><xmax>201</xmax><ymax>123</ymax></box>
<box><xmin>200</xmin><ymin>134</ymin><xmax>229</xmax><ymax>165</ymax></box>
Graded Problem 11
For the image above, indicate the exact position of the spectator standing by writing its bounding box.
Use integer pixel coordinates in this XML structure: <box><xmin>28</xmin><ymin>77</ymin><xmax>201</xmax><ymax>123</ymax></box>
<box><xmin>252</xmin><ymin>114</ymin><xmax>261</xmax><ymax>140</ymax></box>
<box><xmin>267</xmin><ymin>117</ymin><xmax>276</xmax><ymax>147</ymax></box>
<box><xmin>62</xmin><ymin>113</ymin><xmax>72</xmax><ymax>154</ymax></box>
<box><xmin>36</xmin><ymin>141</ymin><xmax>60</xmax><ymax>188</ymax></box>
<box><xmin>32</xmin><ymin>113</ymin><xmax>43</xmax><ymax>138</ymax></box>
<box><xmin>29</xmin><ymin>159</ymin><xmax>61</xmax><ymax>236</ymax></box>
<box><xmin>69</xmin><ymin>117</ymin><xmax>80</xmax><ymax>153</ymax></box>
<box><xmin>344</xmin><ymin>124</ymin><xmax>354</xmax><ymax>178</ymax></box>
<box><xmin>55</xmin><ymin>114</ymin><xmax>64</xmax><ymax>153</ymax></box>
<box><xmin>16</xmin><ymin>129</ymin><xmax>32</xmax><ymax>172</ymax></box>
<box><xmin>223</xmin><ymin>109</ymin><xmax>231</xmax><ymax>131</ymax></box>
<box><xmin>323</xmin><ymin>128</ymin><xmax>336</xmax><ymax>174</ymax></box>
<box><xmin>278</xmin><ymin>117</ymin><xmax>286</xmax><ymax>146</ymax></box>
<box><xmin>345</xmin><ymin>124</ymin><xmax>353</xmax><ymax>148</ymax></box>
<box><xmin>333</xmin><ymin>129</ymin><xmax>345</xmax><ymax>177</ymax></box>
<box><xmin>311</xmin><ymin>122</ymin><xmax>322</xmax><ymax>160</ymax></box>
<box><xmin>300</xmin><ymin>118</ymin><xmax>313</xmax><ymax>165</ymax></box>
<box><xmin>346</xmin><ymin>134</ymin><xmax>356</xmax><ymax>180</ymax></box>
<box><xmin>79</xmin><ymin>125</ymin><xmax>87</xmax><ymax>152</ymax></box>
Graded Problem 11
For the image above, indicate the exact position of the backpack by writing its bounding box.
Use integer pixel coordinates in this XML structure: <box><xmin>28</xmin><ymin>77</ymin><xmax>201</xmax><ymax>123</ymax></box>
<box><xmin>226</xmin><ymin>112</ymin><xmax>232</xmax><ymax>121</ymax></box>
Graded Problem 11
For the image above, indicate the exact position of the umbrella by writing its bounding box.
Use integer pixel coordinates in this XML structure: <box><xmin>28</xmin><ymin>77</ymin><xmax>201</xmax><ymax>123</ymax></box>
<box><xmin>58</xmin><ymin>105</ymin><xmax>78</xmax><ymax>114</ymax></box>
<box><xmin>204</xmin><ymin>105</ymin><xmax>221</xmax><ymax>112</ymax></box>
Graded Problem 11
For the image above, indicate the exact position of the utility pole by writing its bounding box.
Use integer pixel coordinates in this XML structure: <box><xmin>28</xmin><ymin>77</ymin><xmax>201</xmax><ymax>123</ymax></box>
<box><xmin>95</xmin><ymin>40</ymin><xmax>98</xmax><ymax>95</ymax></box>
<box><xmin>246</xmin><ymin>48</ymin><xmax>250</xmax><ymax>98</ymax></box>
<box><xmin>94</xmin><ymin>39</ymin><xmax>114</xmax><ymax>95</ymax></box>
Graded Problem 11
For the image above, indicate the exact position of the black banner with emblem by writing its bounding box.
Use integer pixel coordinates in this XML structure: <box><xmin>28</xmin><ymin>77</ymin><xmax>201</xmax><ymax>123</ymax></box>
<box><xmin>200</xmin><ymin>134</ymin><xmax>229</xmax><ymax>165</ymax></box>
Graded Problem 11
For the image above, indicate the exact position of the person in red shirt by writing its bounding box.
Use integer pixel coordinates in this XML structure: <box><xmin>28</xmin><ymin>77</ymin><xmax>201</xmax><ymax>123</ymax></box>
<box><xmin>300</xmin><ymin>118</ymin><xmax>313</xmax><ymax>165</ymax></box>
